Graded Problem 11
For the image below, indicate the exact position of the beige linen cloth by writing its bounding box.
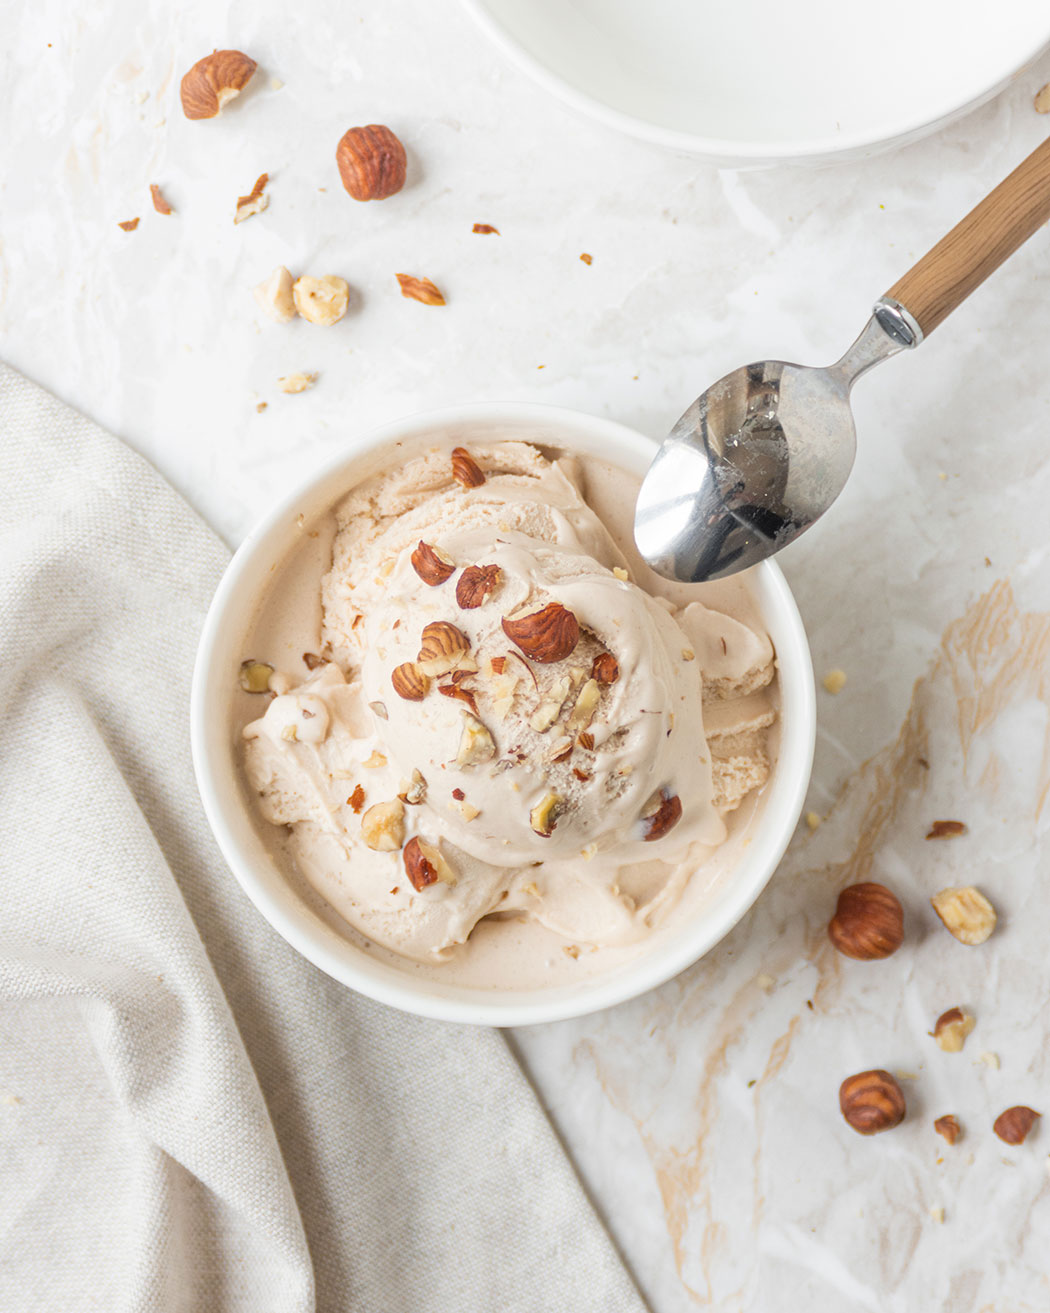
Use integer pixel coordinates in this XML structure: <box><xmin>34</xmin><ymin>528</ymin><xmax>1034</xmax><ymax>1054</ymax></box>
<box><xmin>0</xmin><ymin>363</ymin><xmax>646</xmax><ymax>1313</ymax></box>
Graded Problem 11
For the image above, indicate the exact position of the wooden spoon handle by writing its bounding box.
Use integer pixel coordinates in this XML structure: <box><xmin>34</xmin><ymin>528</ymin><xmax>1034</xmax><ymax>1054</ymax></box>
<box><xmin>887</xmin><ymin>134</ymin><xmax>1050</xmax><ymax>337</ymax></box>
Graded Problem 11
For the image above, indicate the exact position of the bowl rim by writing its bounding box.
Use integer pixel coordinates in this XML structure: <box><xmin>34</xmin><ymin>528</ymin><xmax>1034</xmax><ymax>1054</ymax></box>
<box><xmin>191</xmin><ymin>402</ymin><xmax>815</xmax><ymax>1026</ymax></box>
<box><xmin>458</xmin><ymin>0</ymin><xmax>1050</xmax><ymax>163</ymax></box>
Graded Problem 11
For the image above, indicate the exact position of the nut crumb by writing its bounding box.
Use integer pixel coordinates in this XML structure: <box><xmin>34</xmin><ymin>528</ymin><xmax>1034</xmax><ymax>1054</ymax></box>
<box><xmin>563</xmin><ymin>944</ymin><xmax>580</xmax><ymax>959</ymax></box>
<box><xmin>579</xmin><ymin>253</ymin><xmax>593</xmax><ymax>265</ymax></box>
<box><xmin>279</xmin><ymin>371</ymin><xmax>317</xmax><ymax>394</ymax></box>
<box><xmin>1036</xmin><ymin>82</ymin><xmax>1050</xmax><ymax>113</ymax></box>
<box><xmin>926</xmin><ymin>819</ymin><xmax>967</xmax><ymax>840</ymax></box>
<box><xmin>118</xmin><ymin>218</ymin><xmax>140</xmax><ymax>232</ymax></box>
<box><xmin>256</xmin><ymin>401</ymin><xmax>268</xmax><ymax>413</ymax></box>
<box><xmin>472</xmin><ymin>223</ymin><xmax>499</xmax><ymax>234</ymax></box>
<box><xmin>149</xmin><ymin>184</ymin><xmax>173</xmax><ymax>215</ymax></box>
<box><xmin>929</xmin><ymin>1205</ymin><xmax>945</xmax><ymax>1224</ymax></box>
<box><xmin>805</xmin><ymin>811</ymin><xmax>822</xmax><ymax>830</ymax></box>
<box><xmin>681</xmin><ymin>648</ymin><xmax>695</xmax><ymax>662</ymax></box>
<box><xmin>363</xmin><ymin>750</ymin><xmax>387</xmax><ymax>769</ymax></box>
<box><xmin>234</xmin><ymin>173</ymin><xmax>269</xmax><ymax>224</ymax></box>
<box><xmin>612</xmin><ymin>566</ymin><xmax>629</xmax><ymax>581</ymax></box>
<box><xmin>822</xmin><ymin>668</ymin><xmax>847</xmax><ymax>694</ymax></box>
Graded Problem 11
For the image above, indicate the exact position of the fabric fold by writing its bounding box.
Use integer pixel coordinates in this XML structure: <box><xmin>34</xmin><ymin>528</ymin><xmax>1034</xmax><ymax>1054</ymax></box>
<box><xmin>0</xmin><ymin>363</ymin><xmax>646</xmax><ymax>1313</ymax></box>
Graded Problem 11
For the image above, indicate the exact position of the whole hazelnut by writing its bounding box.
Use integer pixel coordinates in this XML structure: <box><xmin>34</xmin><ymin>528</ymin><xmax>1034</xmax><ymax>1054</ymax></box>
<box><xmin>336</xmin><ymin>125</ymin><xmax>407</xmax><ymax>201</ymax></box>
<box><xmin>827</xmin><ymin>882</ymin><xmax>904</xmax><ymax>960</ymax></box>
<box><xmin>839</xmin><ymin>1069</ymin><xmax>906</xmax><ymax>1135</ymax></box>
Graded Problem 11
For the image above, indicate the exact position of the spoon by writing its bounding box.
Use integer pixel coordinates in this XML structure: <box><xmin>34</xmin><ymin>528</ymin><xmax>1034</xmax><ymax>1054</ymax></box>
<box><xmin>634</xmin><ymin>134</ymin><xmax>1050</xmax><ymax>582</ymax></box>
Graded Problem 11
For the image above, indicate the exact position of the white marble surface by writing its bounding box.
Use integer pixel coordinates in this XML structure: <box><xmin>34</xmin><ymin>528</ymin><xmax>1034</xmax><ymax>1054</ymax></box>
<box><xmin>5</xmin><ymin>4</ymin><xmax>1050</xmax><ymax>1309</ymax></box>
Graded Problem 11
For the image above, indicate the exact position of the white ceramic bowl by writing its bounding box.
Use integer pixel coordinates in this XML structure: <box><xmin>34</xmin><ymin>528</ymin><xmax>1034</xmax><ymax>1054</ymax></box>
<box><xmin>191</xmin><ymin>404</ymin><xmax>815</xmax><ymax>1026</ymax></box>
<box><xmin>461</xmin><ymin>0</ymin><xmax>1050</xmax><ymax>164</ymax></box>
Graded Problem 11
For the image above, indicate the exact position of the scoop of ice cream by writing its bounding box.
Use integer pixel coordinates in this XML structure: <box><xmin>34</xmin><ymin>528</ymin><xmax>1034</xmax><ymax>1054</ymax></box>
<box><xmin>359</xmin><ymin>528</ymin><xmax>724</xmax><ymax>865</ymax></box>
<box><xmin>243</xmin><ymin>441</ymin><xmax>776</xmax><ymax>963</ymax></box>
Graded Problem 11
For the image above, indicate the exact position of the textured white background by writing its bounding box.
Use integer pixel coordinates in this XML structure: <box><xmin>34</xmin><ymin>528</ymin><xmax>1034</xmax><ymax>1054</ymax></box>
<box><xmin>4</xmin><ymin>3</ymin><xmax>1050</xmax><ymax>1309</ymax></box>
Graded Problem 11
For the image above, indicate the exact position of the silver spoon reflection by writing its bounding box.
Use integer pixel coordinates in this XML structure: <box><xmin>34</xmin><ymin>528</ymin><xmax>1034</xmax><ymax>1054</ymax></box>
<box><xmin>633</xmin><ymin>298</ymin><xmax>920</xmax><ymax>583</ymax></box>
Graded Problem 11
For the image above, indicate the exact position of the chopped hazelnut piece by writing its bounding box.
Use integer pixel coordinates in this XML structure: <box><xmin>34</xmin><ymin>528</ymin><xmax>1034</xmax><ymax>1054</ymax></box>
<box><xmin>150</xmin><ymin>184</ymin><xmax>173</xmax><ymax>215</ymax></box>
<box><xmin>238</xmin><ymin>660</ymin><xmax>274</xmax><ymax>693</ymax></box>
<box><xmin>254</xmin><ymin>266</ymin><xmax>296</xmax><ymax>323</ymax></box>
<box><xmin>360</xmin><ymin>799</ymin><xmax>405</xmax><ymax>851</ymax></box>
<box><xmin>932</xmin><ymin>1007</ymin><xmax>975</xmax><ymax>1052</ymax></box>
<box><xmin>456</xmin><ymin>713</ymin><xmax>496</xmax><ymax>767</ymax></box>
<box><xmin>234</xmin><ymin>173</ymin><xmax>269</xmax><ymax>224</ymax></box>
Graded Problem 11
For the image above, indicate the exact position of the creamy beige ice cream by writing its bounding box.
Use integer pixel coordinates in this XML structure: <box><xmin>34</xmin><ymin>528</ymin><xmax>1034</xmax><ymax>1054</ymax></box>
<box><xmin>239</xmin><ymin>441</ymin><xmax>776</xmax><ymax>975</ymax></box>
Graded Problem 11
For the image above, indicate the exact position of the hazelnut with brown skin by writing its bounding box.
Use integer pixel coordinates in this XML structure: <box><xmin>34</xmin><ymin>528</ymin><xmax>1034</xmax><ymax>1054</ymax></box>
<box><xmin>993</xmin><ymin>1107</ymin><xmax>1040</xmax><ymax>1145</ymax></box>
<box><xmin>827</xmin><ymin>883</ymin><xmax>904</xmax><ymax>960</ymax></box>
<box><xmin>336</xmin><ymin>125</ymin><xmax>406</xmax><ymax>200</ymax></box>
<box><xmin>934</xmin><ymin>1114</ymin><xmax>961</xmax><ymax>1145</ymax></box>
<box><xmin>931</xmin><ymin>1007</ymin><xmax>975</xmax><ymax>1052</ymax></box>
<box><xmin>839</xmin><ymin>1070</ymin><xmax>906</xmax><ymax>1135</ymax></box>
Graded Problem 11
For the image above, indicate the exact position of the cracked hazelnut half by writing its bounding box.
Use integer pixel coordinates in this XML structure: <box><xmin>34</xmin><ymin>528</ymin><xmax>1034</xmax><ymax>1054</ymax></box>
<box><xmin>456</xmin><ymin>564</ymin><xmax>502</xmax><ymax>608</ymax></box>
<box><xmin>336</xmin><ymin>125</ymin><xmax>407</xmax><ymax>200</ymax></box>
<box><xmin>502</xmin><ymin>602</ymin><xmax>580</xmax><ymax>663</ymax></box>
<box><xmin>411</xmin><ymin>541</ymin><xmax>455</xmax><ymax>586</ymax></box>
<box><xmin>931</xmin><ymin>886</ymin><xmax>996</xmax><ymax>945</ymax></box>
<box><xmin>403</xmin><ymin>836</ymin><xmax>457</xmax><ymax>890</ymax></box>
<box><xmin>993</xmin><ymin>1106</ymin><xmax>1040</xmax><ymax>1145</ymax></box>
<box><xmin>293</xmin><ymin>275</ymin><xmax>349</xmax><ymax>326</ymax></box>
<box><xmin>181</xmin><ymin>50</ymin><xmax>257</xmax><ymax>120</ymax></box>
<box><xmin>839</xmin><ymin>1070</ymin><xmax>906</xmax><ymax>1135</ymax></box>
<box><xmin>932</xmin><ymin>1007</ymin><xmax>975</xmax><ymax>1052</ymax></box>
<box><xmin>828</xmin><ymin>883</ymin><xmax>904</xmax><ymax>960</ymax></box>
<box><xmin>641</xmin><ymin>791</ymin><xmax>683</xmax><ymax>842</ymax></box>
<box><xmin>360</xmin><ymin>799</ymin><xmax>405</xmax><ymax>852</ymax></box>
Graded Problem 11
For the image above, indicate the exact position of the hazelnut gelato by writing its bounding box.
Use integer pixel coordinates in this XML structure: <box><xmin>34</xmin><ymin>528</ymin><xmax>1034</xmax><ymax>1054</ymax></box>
<box><xmin>240</xmin><ymin>441</ymin><xmax>776</xmax><ymax>973</ymax></box>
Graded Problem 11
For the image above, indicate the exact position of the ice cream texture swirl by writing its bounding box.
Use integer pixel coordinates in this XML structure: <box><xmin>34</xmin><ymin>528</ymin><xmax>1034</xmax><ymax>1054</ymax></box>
<box><xmin>243</xmin><ymin>442</ymin><xmax>775</xmax><ymax>963</ymax></box>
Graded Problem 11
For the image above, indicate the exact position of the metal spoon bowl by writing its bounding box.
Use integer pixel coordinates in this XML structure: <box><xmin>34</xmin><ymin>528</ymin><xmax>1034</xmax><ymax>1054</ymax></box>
<box><xmin>634</xmin><ymin>301</ymin><xmax>917</xmax><ymax>581</ymax></box>
<box><xmin>635</xmin><ymin>133</ymin><xmax>1050</xmax><ymax>582</ymax></box>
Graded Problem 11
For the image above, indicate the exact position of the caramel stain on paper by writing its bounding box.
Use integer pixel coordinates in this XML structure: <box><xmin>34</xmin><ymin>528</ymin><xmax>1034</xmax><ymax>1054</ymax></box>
<box><xmin>577</xmin><ymin>581</ymin><xmax>1050</xmax><ymax>1307</ymax></box>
